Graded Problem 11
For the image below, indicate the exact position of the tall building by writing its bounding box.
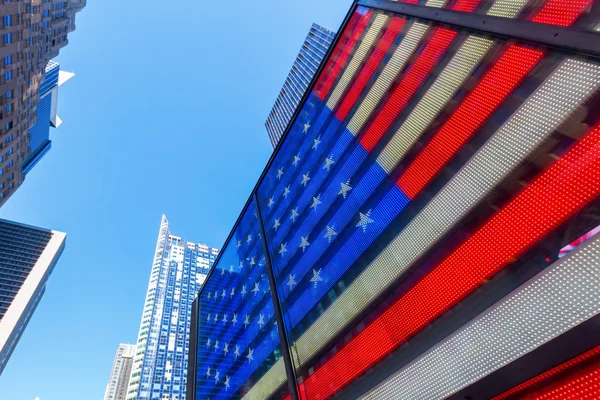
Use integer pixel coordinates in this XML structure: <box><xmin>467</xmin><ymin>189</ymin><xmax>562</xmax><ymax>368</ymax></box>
<box><xmin>0</xmin><ymin>0</ymin><xmax>86</xmax><ymax>207</ymax></box>
<box><xmin>104</xmin><ymin>344</ymin><xmax>136</xmax><ymax>400</ymax></box>
<box><xmin>127</xmin><ymin>216</ymin><xmax>218</xmax><ymax>400</ymax></box>
<box><xmin>187</xmin><ymin>2</ymin><xmax>600</xmax><ymax>399</ymax></box>
<box><xmin>0</xmin><ymin>219</ymin><xmax>66</xmax><ymax>375</ymax></box>
<box><xmin>265</xmin><ymin>23</ymin><xmax>335</xmax><ymax>148</ymax></box>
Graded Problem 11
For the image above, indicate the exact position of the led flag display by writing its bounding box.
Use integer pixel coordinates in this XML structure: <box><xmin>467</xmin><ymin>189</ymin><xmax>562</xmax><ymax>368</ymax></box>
<box><xmin>190</xmin><ymin>0</ymin><xmax>600</xmax><ymax>399</ymax></box>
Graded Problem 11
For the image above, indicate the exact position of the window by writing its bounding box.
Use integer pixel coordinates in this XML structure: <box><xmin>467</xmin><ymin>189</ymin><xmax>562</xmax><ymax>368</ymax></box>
<box><xmin>43</xmin><ymin>21</ymin><xmax>48</xmax><ymax>29</ymax></box>
<box><xmin>8</xmin><ymin>183</ymin><xmax>13</xmax><ymax>189</ymax></box>
<box><xmin>4</xmin><ymin>55</ymin><xmax>11</xmax><ymax>66</ymax></box>
<box><xmin>6</xmin><ymin>104</ymin><xmax>12</xmax><ymax>113</ymax></box>
<box><xmin>3</xmin><ymin>33</ymin><xmax>11</xmax><ymax>45</ymax></box>
<box><xmin>0</xmin><ymin>184</ymin><xmax>4</xmax><ymax>190</ymax></box>
<box><xmin>5</xmin><ymin>122</ymin><xmax>12</xmax><ymax>132</ymax></box>
<box><xmin>6</xmin><ymin>160</ymin><xmax>12</xmax><ymax>168</ymax></box>
<box><xmin>5</xmin><ymin>135</ymin><xmax>12</xmax><ymax>144</ymax></box>
<box><xmin>6</xmin><ymin>90</ymin><xmax>12</xmax><ymax>100</ymax></box>
<box><xmin>3</xmin><ymin>15</ymin><xmax>11</xmax><ymax>27</ymax></box>
<box><xmin>44</xmin><ymin>10</ymin><xmax>49</xmax><ymax>17</ymax></box>
<box><xmin>6</xmin><ymin>148</ymin><xmax>12</xmax><ymax>156</ymax></box>
<box><xmin>5</xmin><ymin>70</ymin><xmax>12</xmax><ymax>81</ymax></box>
<box><xmin>8</xmin><ymin>174</ymin><xmax>13</xmax><ymax>181</ymax></box>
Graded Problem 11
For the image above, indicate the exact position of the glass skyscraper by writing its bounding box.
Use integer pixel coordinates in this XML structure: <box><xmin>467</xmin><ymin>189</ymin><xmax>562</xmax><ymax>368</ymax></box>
<box><xmin>127</xmin><ymin>216</ymin><xmax>218</xmax><ymax>400</ymax></box>
<box><xmin>0</xmin><ymin>219</ymin><xmax>66</xmax><ymax>375</ymax></box>
<box><xmin>265</xmin><ymin>23</ymin><xmax>335</xmax><ymax>148</ymax></box>
<box><xmin>104</xmin><ymin>344</ymin><xmax>136</xmax><ymax>400</ymax></box>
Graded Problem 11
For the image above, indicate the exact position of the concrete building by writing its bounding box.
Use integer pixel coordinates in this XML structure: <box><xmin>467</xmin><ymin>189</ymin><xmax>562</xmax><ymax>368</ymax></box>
<box><xmin>126</xmin><ymin>216</ymin><xmax>217</xmax><ymax>400</ymax></box>
<box><xmin>0</xmin><ymin>219</ymin><xmax>66</xmax><ymax>375</ymax></box>
<box><xmin>265</xmin><ymin>23</ymin><xmax>335</xmax><ymax>148</ymax></box>
<box><xmin>104</xmin><ymin>344</ymin><xmax>136</xmax><ymax>400</ymax></box>
<box><xmin>0</xmin><ymin>0</ymin><xmax>86</xmax><ymax>207</ymax></box>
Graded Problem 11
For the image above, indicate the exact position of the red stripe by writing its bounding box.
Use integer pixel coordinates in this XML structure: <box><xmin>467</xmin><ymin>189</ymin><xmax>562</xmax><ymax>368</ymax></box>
<box><xmin>296</xmin><ymin>124</ymin><xmax>600</xmax><ymax>399</ymax></box>
<box><xmin>531</xmin><ymin>0</ymin><xmax>593</xmax><ymax>26</ymax></box>
<box><xmin>317</xmin><ymin>12</ymin><xmax>372</xmax><ymax>101</ymax></box>
<box><xmin>493</xmin><ymin>345</ymin><xmax>600</xmax><ymax>399</ymax></box>
<box><xmin>397</xmin><ymin>45</ymin><xmax>544</xmax><ymax>199</ymax></box>
<box><xmin>522</xmin><ymin>360</ymin><xmax>600</xmax><ymax>399</ymax></box>
<box><xmin>313</xmin><ymin>12</ymin><xmax>363</xmax><ymax>95</ymax></box>
<box><xmin>335</xmin><ymin>18</ymin><xmax>407</xmax><ymax>121</ymax></box>
<box><xmin>359</xmin><ymin>27</ymin><xmax>457</xmax><ymax>151</ymax></box>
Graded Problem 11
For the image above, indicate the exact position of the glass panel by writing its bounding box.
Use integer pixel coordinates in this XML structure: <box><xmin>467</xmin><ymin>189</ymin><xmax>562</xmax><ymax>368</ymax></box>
<box><xmin>193</xmin><ymin>199</ymin><xmax>287</xmax><ymax>399</ymax></box>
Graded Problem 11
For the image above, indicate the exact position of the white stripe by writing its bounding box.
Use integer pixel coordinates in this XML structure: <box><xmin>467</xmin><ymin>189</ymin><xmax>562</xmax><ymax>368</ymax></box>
<box><xmin>363</xmin><ymin>234</ymin><xmax>600</xmax><ymax>399</ymax></box>
<box><xmin>326</xmin><ymin>14</ymin><xmax>389</xmax><ymax>109</ymax></box>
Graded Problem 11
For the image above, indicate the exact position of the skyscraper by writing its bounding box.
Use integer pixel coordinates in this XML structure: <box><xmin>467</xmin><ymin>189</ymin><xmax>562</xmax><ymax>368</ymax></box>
<box><xmin>0</xmin><ymin>219</ymin><xmax>66</xmax><ymax>375</ymax></box>
<box><xmin>127</xmin><ymin>216</ymin><xmax>218</xmax><ymax>400</ymax></box>
<box><xmin>0</xmin><ymin>0</ymin><xmax>86</xmax><ymax>207</ymax></box>
<box><xmin>104</xmin><ymin>344</ymin><xmax>136</xmax><ymax>400</ymax></box>
<box><xmin>188</xmin><ymin>2</ymin><xmax>600</xmax><ymax>399</ymax></box>
<box><xmin>265</xmin><ymin>23</ymin><xmax>335</xmax><ymax>148</ymax></box>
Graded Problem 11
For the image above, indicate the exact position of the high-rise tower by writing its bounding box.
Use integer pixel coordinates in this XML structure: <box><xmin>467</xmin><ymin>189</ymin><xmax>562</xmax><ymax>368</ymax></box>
<box><xmin>0</xmin><ymin>219</ymin><xmax>66</xmax><ymax>375</ymax></box>
<box><xmin>104</xmin><ymin>344</ymin><xmax>136</xmax><ymax>400</ymax></box>
<box><xmin>127</xmin><ymin>216</ymin><xmax>217</xmax><ymax>400</ymax></box>
<box><xmin>265</xmin><ymin>23</ymin><xmax>335</xmax><ymax>148</ymax></box>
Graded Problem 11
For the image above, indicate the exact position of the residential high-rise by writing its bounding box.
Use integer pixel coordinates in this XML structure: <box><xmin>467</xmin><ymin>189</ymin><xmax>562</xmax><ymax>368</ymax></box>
<box><xmin>127</xmin><ymin>216</ymin><xmax>218</xmax><ymax>400</ymax></box>
<box><xmin>0</xmin><ymin>0</ymin><xmax>86</xmax><ymax>207</ymax></box>
<box><xmin>104</xmin><ymin>344</ymin><xmax>136</xmax><ymax>400</ymax></box>
<box><xmin>265</xmin><ymin>23</ymin><xmax>335</xmax><ymax>148</ymax></box>
<box><xmin>0</xmin><ymin>219</ymin><xmax>66</xmax><ymax>375</ymax></box>
<box><xmin>188</xmin><ymin>2</ymin><xmax>600</xmax><ymax>399</ymax></box>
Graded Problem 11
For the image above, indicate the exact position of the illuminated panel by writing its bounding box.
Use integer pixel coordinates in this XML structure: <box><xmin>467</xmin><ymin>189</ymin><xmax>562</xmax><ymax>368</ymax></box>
<box><xmin>362</xmin><ymin>234</ymin><xmax>600</xmax><ymax>399</ymax></box>
<box><xmin>335</xmin><ymin>17</ymin><xmax>407</xmax><ymax>121</ymax></box>
<box><xmin>297</xmin><ymin>121</ymin><xmax>600</xmax><ymax>399</ymax></box>
<box><xmin>293</xmin><ymin>58</ymin><xmax>600</xmax><ymax>368</ymax></box>
<box><xmin>531</xmin><ymin>366</ymin><xmax>600</xmax><ymax>399</ymax></box>
<box><xmin>530</xmin><ymin>0</ymin><xmax>593</xmax><ymax>26</ymax></box>
<box><xmin>317</xmin><ymin>11</ymin><xmax>372</xmax><ymax>101</ymax></box>
<box><xmin>326</xmin><ymin>14</ymin><xmax>389</xmax><ymax>109</ymax></box>
<box><xmin>493</xmin><ymin>345</ymin><xmax>600</xmax><ymax>400</ymax></box>
<box><xmin>397</xmin><ymin>45</ymin><xmax>544</xmax><ymax>198</ymax></box>
<box><xmin>346</xmin><ymin>22</ymin><xmax>429</xmax><ymax>135</ymax></box>
<box><xmin>359</xmin><ymin>27</ymin><xmax>458</xmax><ymax>151</ymax></box>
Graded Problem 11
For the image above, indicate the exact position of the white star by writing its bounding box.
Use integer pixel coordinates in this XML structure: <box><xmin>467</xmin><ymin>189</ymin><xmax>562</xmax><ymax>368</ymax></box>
<box><xmin>283</xmin><ymin>186</ymin><xmax>291</xmax><ymax>198</ymax></box>
<box><xmin>312</xmin><ymin>136</ymin><xmax>321</xmax><ymax>150</ymax></box>
<box><xmin>324</xmin><ymin>225</ymin><xmax>337</xmax><ymax>243</ymax></box>
<box><xmin>206</xmin><ymin>367</ymin><xmax>211</xmax><ymax>378</ymax></box>
<box><xmin>223</xmin><ymin>343</ymin><xmax>229</xmax><ymax>355</ymax></box>
<box><xmin>221</xmin><ymin>289</ymin><xmax>226</xmax><ymax>299</ymax></box>
<box><xmin>247</xmin><ymin>348</ymin><xmax>254</xmax><ymax>363</ymax></box>
<box><xmin>287</xmin><ymin>274</ymin><xmax>297</xmax><ymax>290</ymax></box>
<box><xmin>244</xmin><ymin>314</ymin><xmax>250</xmax><ymax>328</ymax></box>
<box><xmin>239</xmin><ymin>260</ymin><xmax>244</xmax><ymax>270</ymax></box>
<box><xmin>213</xmin><ymin>314</ymin><xmax>219</xmax><ymax>324</ymax></box>
<box><xmin>222</xmin><ymin>314</ymin><xmax>228</xmax><ymax>324</ymax></box>
<box><xmin>300</xmin><ymin>236</ymin><xmax>310</xmax><ymax>252</ymax></box>
<box><xmin>214</xmin><ymin>370</ymin><xmax>220</xmax><ymax>383</ymax></box>
<box><xmin>303</xmin><ymin>122</ymin><xmax>311</xmax><ymax>133</ymax></box>
<box><xmin>229</xmin><ymin>264</ymin><xmax>234</xmax><ymax>273</ymax></box>
<box><xmin>206</xmin><ymin>338</ymin><xmax>211</xmax><ymax>348</ymax></box>
<box><xmin>247</xmin><ymin>234</ymin><xmax>252</xmax><ymax>244</ymax></box>
<box><xmin>207</xmin><ymin>292</ymin><xmax>212</xmax><ymax>300</ymax></box>
<box><xmin>311</xmin><ymin>269</ymin><xmax>323</xmax><ymax>287</ymax></box>
<box><xmin>260</xmin><ymin>256</ymin><xmax>266</xmax><ymax>266</ymax></box>
<box><xmin>267</xmin><ymin>197</ymin><xmax>275</xmax><ymax>208</ymax></box>
<box><xmin>234</xmin><ymin>344</ymin><xmax>240</xmax><ymax>358</ymax></box>
<box><xmin>258</xmin><ymin>314</ymin><xmax>265</xmax><ymax>328</ymax></box>
<box><xmin>252</xmin><ymin>282</ymin><xmax>260</xmax><ymax>295</ymax></box>
<box><xmin>292</xmin><ymin>154</ymin><xmax>301</xmax><ymax>167</ymax></box>
<box><xmin>214</xmin><ymin>340</ymin><xmax>219</xmax><ymax>351</ymax></box>
<box><xmin>356</xmin><ymin>210</ymin><xmax>374</xmax><ymax>232</ymax></box>
<box><xmin>273</xmin><ymin>218</ymin><xmax>281</xmax><ymax>230</ymax></box>
<box><xmin>323</xmin><ymin>156</ymin><xmax>335</xmax><ymax>171</ymax></box>
<box><xmin>310</xmin><ymin>195</ymin><xmax>322</xmax><ymax>211</ymax></box>
<box><xmin>225</xmin><ymin>375</ymin><xmax>231</xmax><ymax>390</ymax></box>
<box><xmin>241</xmin><ymin>285</ymin><xmax>247</xmax><ymax>296</ymax></box>
<box><xmin>249</xmin><ymin>256</ymin><xmax>256</xmax><ymax>266</ymax></box>
<box><xmin>237</xmin><ymin>240</ymin><xmax>241</xmax><ymax>248</ymax></box>
<box><xmin>221</xmin><ymin>268</ymin><xmax>225</xmax><ymax>276</ymax></box>
<box><xmin>339</xmin><ymin>180</ymin><xmax>352</xmax><ymax>199</ymax></box>
<box><xmin>230</xmin><ymin>287</ymin><xmax>235</xmax><ymax>297</ymax></box>
<box><xmin>207</xmin><ymin>313</ymin><xmax>211</xmax><ymax>322</ymax></box>
<box><xmin>214</xmin><ymin>290</ymin><xmax>218</xmax><ymax>300</ymax></box>
<box><xmin>301</xmin><ymin>173</ymin><xmax>311</xmax><ymax>187</ymax></box>
<box><xmin>279</xmin><ymin>242</ymin><xmax>287</xmax><ymax>257</ymax></box>
<box><xmin>232</xmin><ymin>313</ymin><xmax>238</xmax><ymax>325</ymax></box>
<box><xmin>277</xmin><ymin>168</ymin><xmax>284</xmax><ymax>179</ymax></box>
<box><xmin>290</xmin><ymin>208</ymin><xmax>299</xmax><ymax>222</ymax></box>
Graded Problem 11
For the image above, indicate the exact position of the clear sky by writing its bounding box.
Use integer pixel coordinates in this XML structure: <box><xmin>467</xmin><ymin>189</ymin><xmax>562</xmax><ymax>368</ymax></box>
<box><xmin>0</xmin><ymin>0</ymin><xmax>352</xmax><ymax>398</ymax></box>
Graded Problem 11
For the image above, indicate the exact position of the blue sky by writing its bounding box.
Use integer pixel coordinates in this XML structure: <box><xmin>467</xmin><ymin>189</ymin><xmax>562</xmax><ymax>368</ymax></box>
<box><xmin>0</xmin><ymin>0</ymin><xmax>352</xmax><ymax>398</ymax></box>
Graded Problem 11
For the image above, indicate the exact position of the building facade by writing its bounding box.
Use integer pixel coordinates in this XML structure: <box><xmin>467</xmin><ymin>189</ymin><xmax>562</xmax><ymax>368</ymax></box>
<box><xmin>104</xmin><ymin>344</ymin><xmax>136</xmax><ymax>400</ymax></box>
<box><xmin>265</xmin><ymin>23</ymin><xmax>335</xmax><ymax>148</ymax></box>
<box><xmin>0</xmin><ymin>0</ymin><xmax>86</xmax><ymax>207</ymax></box>
<box><xmin>0</xmin><ymin>219</ymin><xmax>66</xmax><ymax>375</ymax></box>
<box><xmin>188</xmin><ymin>1</ymin><xmax>600</xmax><ymax>399</ymax></box>
<box><xmin>127</xmin><ymin>216</ymin><xmax>218</xmax><ymax>400</ymax></box>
